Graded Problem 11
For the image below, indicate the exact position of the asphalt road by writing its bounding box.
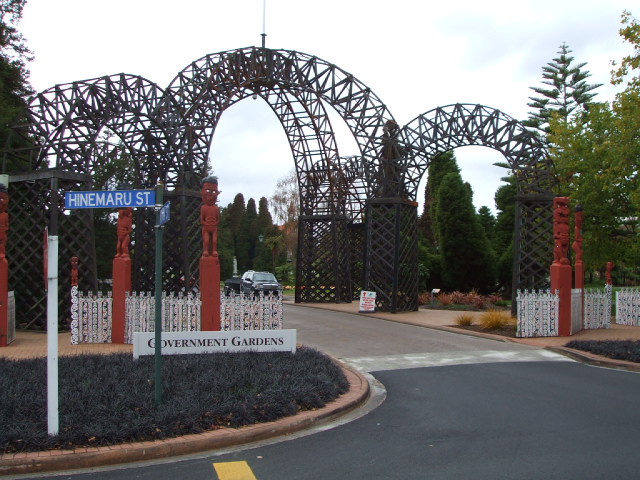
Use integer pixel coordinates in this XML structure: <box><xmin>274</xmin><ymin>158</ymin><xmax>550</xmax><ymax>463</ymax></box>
<box><xmin>17</xmin><ymin>305</ymin><xmax>640</xmax><ymax>480</ymax></box>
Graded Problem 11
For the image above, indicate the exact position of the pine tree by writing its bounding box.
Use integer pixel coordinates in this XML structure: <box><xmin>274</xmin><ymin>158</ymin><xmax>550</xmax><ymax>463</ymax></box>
<box><xmin>524</xmin><ymin>43</ymin><xmax>601</xmax><ymax>138</ymax></box>
<box><xmin>437</xmin><ymin>171</ymin><xmax>496</xmax><ymax>293</ymax></box>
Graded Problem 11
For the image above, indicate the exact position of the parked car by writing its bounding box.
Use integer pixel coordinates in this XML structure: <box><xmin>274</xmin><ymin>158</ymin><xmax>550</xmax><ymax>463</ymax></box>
<box><xmin>224</xmin><ymin>270</ymin><xmax>283</xmax><ymax>297</ymax></box>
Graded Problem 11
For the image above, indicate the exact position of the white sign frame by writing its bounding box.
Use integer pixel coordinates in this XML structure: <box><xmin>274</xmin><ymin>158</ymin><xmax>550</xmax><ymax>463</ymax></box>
<box><xmin>133</xmin><ymin>330</ymin><xmax>297</xmax><ymax>359</ymax></box>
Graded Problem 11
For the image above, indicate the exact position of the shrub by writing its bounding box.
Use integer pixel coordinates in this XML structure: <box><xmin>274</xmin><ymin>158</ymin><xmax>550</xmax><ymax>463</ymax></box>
<box><xmin>455</xmin><ymin>313</ymin><xmax>474</xmax><ymax>326</ymax></box>
<box><xmin>479</xmin><ymin>310</ymin><xmax>515</xmax><ymax>330</ymax></box>
<box><xmin>418</xmin><ymin>291</ymin><xmax>430</xmax><ymax>305</ymax></box>
<box><xmin>438</xmin><ymin>292</ymin><xmax>453</xmax><ymax>306</ymax></box>
<box><xmin>449</xmin><ymin>291</ymin><xmax>466</xmax><ymax>304</ymax></box>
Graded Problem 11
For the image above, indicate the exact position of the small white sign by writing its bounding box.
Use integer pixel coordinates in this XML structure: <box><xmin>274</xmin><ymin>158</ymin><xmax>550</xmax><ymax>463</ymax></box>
<box><xmin>133</xmin><ymin>330</ymin><xmax>297</xmax><ymax>359</ymax></box>
<box><xmin>359</xmin><ymin>290</ymin><xmax>377</xmax><ymax>313</ymax></box>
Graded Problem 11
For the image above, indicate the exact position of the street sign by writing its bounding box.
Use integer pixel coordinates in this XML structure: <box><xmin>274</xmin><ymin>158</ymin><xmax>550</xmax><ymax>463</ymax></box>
<box><xmin>64</xmin><ymin>190</ymin><xmax>156</xmax><ymax>209</ymax></box>
<box><xmin>159</xmin><ymin>201</ymin><xmax>170</xmax><ymax>225</ymax></box>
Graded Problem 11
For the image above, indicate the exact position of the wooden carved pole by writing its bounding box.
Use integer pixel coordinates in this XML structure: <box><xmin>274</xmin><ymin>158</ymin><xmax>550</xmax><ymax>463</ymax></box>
<box><xmin>200</xmin><ymin>176</ymin><xmax>221</xmax><ymax>331</ymax></box>
<box><xmin>112</xmin><ymin>207</ymin><xmax>133</xmax><ymax>343</ymax></box>
<box><xmin>0</xmin><ymin>184</ymin><xmax>9</xmax><ymax>346</ymax></box>
<box><xmin>572</xmin><ymin>205</ymin><xmax>584</xmax><ymax>289</ymax></box>
<box><xmin>550</xmin><ymin>197</ymin><xmax>573</xmax><ymax>336</ymax></box>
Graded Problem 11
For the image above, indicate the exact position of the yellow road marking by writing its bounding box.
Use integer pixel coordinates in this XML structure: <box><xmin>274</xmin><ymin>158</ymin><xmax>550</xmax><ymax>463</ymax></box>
<box><xmin>213</xmin><ymin>461</ymin><xmax>258</xmax><ymax>480</ymax></box>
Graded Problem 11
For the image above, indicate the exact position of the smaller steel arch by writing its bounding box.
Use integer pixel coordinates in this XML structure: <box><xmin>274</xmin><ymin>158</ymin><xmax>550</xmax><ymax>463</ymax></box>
<box><xmin>400</xmin><ymin>103</ymin><xmax>557</xmax><ymax>200</ymax></box>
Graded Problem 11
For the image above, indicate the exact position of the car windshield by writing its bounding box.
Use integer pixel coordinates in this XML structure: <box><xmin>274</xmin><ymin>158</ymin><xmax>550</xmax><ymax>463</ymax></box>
<box><xmin>253</xmin><ymin>273</ymin><xmax>277</xmax><ymax>282</ymax></box>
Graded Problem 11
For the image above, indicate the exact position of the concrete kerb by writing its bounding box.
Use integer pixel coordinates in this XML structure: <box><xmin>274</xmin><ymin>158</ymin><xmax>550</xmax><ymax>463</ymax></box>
<box><xmin>0</xmin><ymin>363</ymin><xmax>370</xmax><ymax>476</ymax></box>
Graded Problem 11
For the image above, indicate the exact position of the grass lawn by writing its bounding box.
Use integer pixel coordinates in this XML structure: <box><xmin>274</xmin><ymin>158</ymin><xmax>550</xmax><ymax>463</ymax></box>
<box><xmin>0</xmin><ymin>347</ymin><xmax>348</xmax><ymax>453</ymax></box>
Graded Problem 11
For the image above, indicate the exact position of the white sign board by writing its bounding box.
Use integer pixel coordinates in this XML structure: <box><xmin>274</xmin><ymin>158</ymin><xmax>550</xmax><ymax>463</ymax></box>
<box><xmin>133</xmin><ymin>330</ymin><xmax>297</xmax><ymax>359</ymax></box>
<box><xmin>359</xmin><ymin>291</ymin><xmax>377</xmax><ymax>313</ymax></box>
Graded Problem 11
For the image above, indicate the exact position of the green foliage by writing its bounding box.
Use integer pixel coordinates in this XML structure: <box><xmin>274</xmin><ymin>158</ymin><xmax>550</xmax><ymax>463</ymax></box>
<box><xmin>524</xmin><ymin>42</ymin><xmax>601</xmax><ymax>138</ymax></box>
<box><xmin>477</xmin><ymin>206</ymin><xmax>495</xmax><ymax>243</ymax></box>
<box><xmin>421</xmin><ymin>151</ymin><xmax>459</xmax><ymax>247</ymax></box>
<box><xmin>493</xmin><ymin>177</ymin><xmax>517</xmax><ymax>293</ymax></box>
<box><xmin>549</xmin><ymin>96</ymin><xmax>640</xmax><ymax>272</ymax></box>
<box><xmin>0</xmin><ymin>0</ymin><xmax>34</xmax><ymax>173</ymax></box>
<box><xmin>611</xmin><ymin>11</ymin><xmax>640</xmax><ymax>89</ymax></box>
<box><xmin>437</xmin><ymin>171</ymin><xmax>496</xmax><ymax>293</ymax></box>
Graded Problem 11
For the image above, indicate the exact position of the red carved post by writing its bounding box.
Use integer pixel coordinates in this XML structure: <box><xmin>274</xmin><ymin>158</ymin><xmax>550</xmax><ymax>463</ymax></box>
<box><xmin>0</xmin><ymin>184</ymin><xmax>9</xmax><ymax>346</ymax></box>
<box><xmin>606</xmin><ymin>262</ymin><xmax>614</xmax><ymax>285</ymax></box>
<box><xmin>199</xmin><ymin>176</ymin><xmax>221</xmax><ymax>331</ymax></box>
<box><xmin>112</xmin><ymin>207</ymin><xmax>133</xmax><ymax>343</ymax></box>
<box><xmin>71</xmin><ymin>256</ymin><xmax>79</xmax><ymax>286</ymax></box>
<box><xmin>550</xmin><ymin>197</ymin><xmax>573</xmax><ymax>336</ymax></box>
<box><xmin>572</xmin><ymin>205</ymin><xmax>584</xmax><ymax>289</ymax></box>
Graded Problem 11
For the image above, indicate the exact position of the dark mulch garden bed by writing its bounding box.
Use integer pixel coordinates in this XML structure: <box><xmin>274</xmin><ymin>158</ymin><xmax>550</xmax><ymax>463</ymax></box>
<box><xmin>565</xmin><ymin>340</ymin><xmax>640</xmax><ymax>364</ymax></box>
<box><xmin>0</xmin><ymin>347</ymin><xmax>348</xmax><ymax>454</ymax></box>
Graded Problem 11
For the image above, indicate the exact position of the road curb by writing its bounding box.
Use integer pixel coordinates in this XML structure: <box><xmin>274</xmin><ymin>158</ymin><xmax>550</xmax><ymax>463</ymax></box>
<box><xmin>0</xmin><ymin>364</ymin><xmax>370</xmax><ymax>476</ymax></box>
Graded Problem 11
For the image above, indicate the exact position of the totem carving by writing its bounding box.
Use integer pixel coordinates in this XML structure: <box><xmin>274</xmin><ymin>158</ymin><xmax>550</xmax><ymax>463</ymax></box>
<box><xmin>200</xmin><ymin>176</ymin><xmax>220</xmax><ymax>257</ymax></box>
<box><xmin>116</xmin><ymin>207</ymin><xmax>133</xmax><ymax>258</ymax></box>
<box><xmin>553</xmin><ymin>197</ymin><xmax>571</xmax><ymax>266</ymax></box>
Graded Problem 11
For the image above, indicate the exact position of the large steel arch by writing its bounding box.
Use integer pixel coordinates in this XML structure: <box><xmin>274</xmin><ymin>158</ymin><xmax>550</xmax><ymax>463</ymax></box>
<box><xmin>400</xmin><ymin>103</ymin><xmax>560</xmax><ymax>294</ymax></box>
<box><xmin>163</xmin><ymin>47</ymin><xmax>398</xmax><ymax>303</ymax></box>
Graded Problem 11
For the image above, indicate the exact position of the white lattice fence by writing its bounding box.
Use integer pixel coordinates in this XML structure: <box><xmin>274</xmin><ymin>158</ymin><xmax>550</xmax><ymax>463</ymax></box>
<box><xmin>75</xmin><ymin>291</ymin><xmax>112</xmax><ymax>344</ymax></box>
<box><xmin>516</xmin><ymin>289</ymin><xmax>559</xmax><ymax>338</ymax></box>
<box><xmin>583</xmin><ymin>285</ymin><xmax>612</xmax><ymax>329</ymax></box>
<box><xmin>616</xmin><ymin>288</ymin><xmax>640</xmax><ymax>326</ymax></box>
<box><xmin>70</xmin><ymin>290</ymin><xmax>284</xmax><ymax>344</ymax></box>
<box><xmin>125</xmin><ymin>292</ymin><xmax>201</xmax><ymax>344</ymax></box>
<box><xmin>221</xmin><ymin>292</ymin><xmax>284</xmax><ymax>331</ymax></box>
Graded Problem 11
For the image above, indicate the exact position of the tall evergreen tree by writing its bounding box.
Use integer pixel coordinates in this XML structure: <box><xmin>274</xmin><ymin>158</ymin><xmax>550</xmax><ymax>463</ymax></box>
<box><xmin>0</xmin><ymin>0</ymin><xmax>33</xmax><ymax>172</ymax></box>
<box><xmin>524</xmin><ymin>43</ymin><xmax>601</xmax><ymax>138</ymax></box>
<box><xmin>492</xmin><ymin>176</ymin><xmax>517</xmax><ymax>294</ymax></box>
<box><xmin>419</xmin><ymin>151</ymin><xmax>459</xmax><ymax>248</ymax></box>
<box><xmin>477</xmin><ymin>206</ymin><xmax>496</xmax><ymax>243</ymax></box>
<box><xmin>437</xmin><ymin>171</ymin><xmax>496</xmax><ymax>293</ymax></box>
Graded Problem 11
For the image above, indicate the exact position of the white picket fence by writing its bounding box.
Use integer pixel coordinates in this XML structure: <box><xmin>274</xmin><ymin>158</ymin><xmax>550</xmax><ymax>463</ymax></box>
<box><xmin>71</xmin><ymin>290</ymin><xmax>284</xmax><ymax>344</ymax></box>
<box><xmin>516</xmin><ymin>289</ymin><xmax>559</xmax><ymax>337</ymax></box>
<box><xmin>616</xmin><ymin>288</ymin><xmax>640</xmax><ymax>326</ymax></box>
<box><xmin>583</xmin><ymin>285</ymin><xmax>612</xmax><ymax>329</ymax></box>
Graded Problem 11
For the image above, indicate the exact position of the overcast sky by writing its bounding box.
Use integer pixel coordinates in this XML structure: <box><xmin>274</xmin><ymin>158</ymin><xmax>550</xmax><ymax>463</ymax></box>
<box><xmin>19</xmin><ymin>0</ymin><xmax>634</xmax><ymax>215</ymax></box>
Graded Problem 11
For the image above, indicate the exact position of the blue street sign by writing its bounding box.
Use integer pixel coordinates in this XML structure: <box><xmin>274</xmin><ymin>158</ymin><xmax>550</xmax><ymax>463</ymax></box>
<box><xmin>159</xmin><ymin>201</ymin><xmax>171</xmax><ymax>225</ymax></box>
<box><xmin>64</xmin><ymin>190</ymin><xmax>156</xmax><ymax>209</ymax></box>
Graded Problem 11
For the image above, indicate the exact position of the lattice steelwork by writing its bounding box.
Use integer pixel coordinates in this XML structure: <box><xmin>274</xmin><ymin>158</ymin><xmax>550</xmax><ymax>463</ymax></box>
<box><xmin>295</xmin><ymin>215</ymin><xmax>352</xmax><ymax>303</ymax></box>
<box><xmin>365</xmin><ymin>200</ymin><xmax>419</xmax><ymax>313</ymax></box>
<box><xmin>8</xmin><ymin>48</ymin><xmax>560</xmax><ymax>324</ymax></box>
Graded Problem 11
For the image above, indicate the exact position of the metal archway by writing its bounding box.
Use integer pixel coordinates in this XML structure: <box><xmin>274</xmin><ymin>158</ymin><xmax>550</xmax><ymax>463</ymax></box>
<box><xmin>8</xmin><ymin>48</ymin><xmax>563</xmax><ymax>328</ymax></box>
<box><xmin>400</xmin><ymin>104</ymin><xmax>559</xmax><ymax>293</ymax></box>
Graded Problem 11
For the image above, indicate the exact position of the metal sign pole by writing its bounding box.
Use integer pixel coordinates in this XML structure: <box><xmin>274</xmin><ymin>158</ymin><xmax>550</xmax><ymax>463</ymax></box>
<box><xmin>154</xmin><ymin>183</ymin><xmax>164</xmax><ymax>406</ymax></box>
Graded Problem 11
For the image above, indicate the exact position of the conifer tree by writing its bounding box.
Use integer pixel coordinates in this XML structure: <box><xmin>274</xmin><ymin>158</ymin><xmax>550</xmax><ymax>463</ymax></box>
<box><xmin>524</xmin><ymin>43</ymin><xmax>601</xmax><ymax>138</ymax></box>
<box><xmin>437</xmin><ymin>171</ymin><xmax>496</xmax><ymax>293</ymax></box>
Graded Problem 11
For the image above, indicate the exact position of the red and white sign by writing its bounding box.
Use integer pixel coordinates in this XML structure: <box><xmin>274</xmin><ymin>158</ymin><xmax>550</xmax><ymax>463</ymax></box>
<box><xmin>359</xmin><ymin>291</ymin><xmax>377</xmax><ymax>313</ymax></box>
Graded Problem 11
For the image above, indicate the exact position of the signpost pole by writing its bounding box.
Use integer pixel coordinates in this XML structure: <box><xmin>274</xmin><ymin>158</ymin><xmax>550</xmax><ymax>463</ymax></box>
<box><xmin>154</xmin><ymin>183</ymin><xmax>164</xmax><ymax>406</ymax></box>
<box><xmin>47</xmin><ymin>177</ymin><xmax>59</xmax><ymax>435</ymax></box>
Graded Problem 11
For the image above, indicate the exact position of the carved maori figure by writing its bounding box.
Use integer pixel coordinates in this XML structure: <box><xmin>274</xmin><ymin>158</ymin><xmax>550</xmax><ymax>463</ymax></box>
<box><xmin>200</xmin><ymin>176</ymin><xmax>221</xmax><ymax>257</ymax></box>
<box><xmin>116</xmin><ymin>207</ymin><xmax>133</xmax><ymax>258</ymax></box>
<box><xmin>553</xmin><ymin>197</ymin><xmax>571</xmax><ymax>265</ymax></box>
